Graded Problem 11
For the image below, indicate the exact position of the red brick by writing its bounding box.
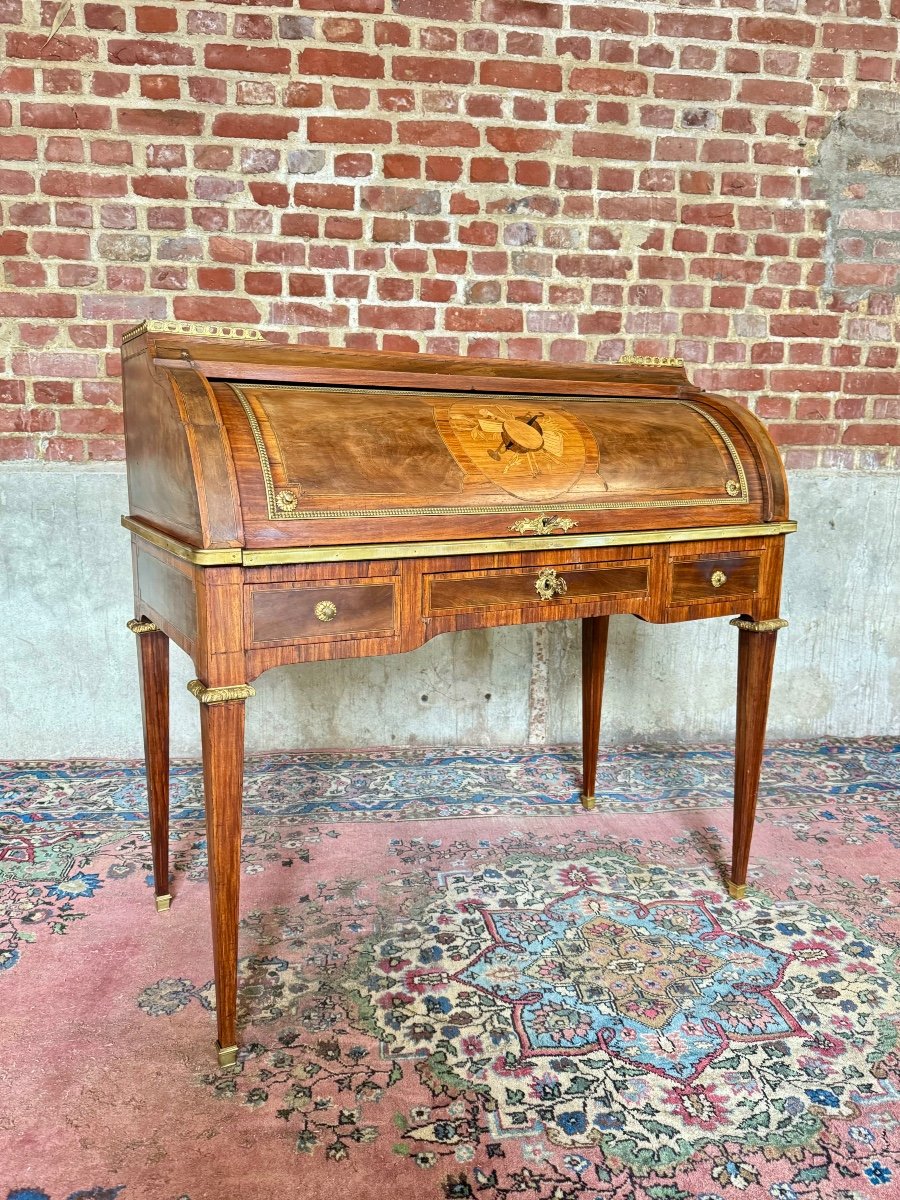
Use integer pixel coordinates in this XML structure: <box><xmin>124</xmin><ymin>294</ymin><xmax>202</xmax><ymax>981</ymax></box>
<box><xmin>445</xmin><ymin>307</ymin><xmax>523</xmax><ymax>332</ymax></box>
<box><xmin>739</xmin><ymin>79</ymin><xmax>814</xmax><ymax>106</ymax></box>
<box><xmin>480</xmin><ymin>61</ymin><xmax>562</xmax><ymax>91</ymax></box>
<box><xmin>376</xmin><ymin>21</ymin><xmax>410</xmax><ymax>46</ymax></box>
<box><xmin>483</xmin><ymin>0</ymin><xmax>561</xmax><ymax>25</ymax></box>
<box><xmin>213</xmin><ymin>114</ymin><xmax>299</xmax><ymax>140</ymax></box>
<box><xmin>393</xmin><ymin>56</ymin><xmax>474</xmax><ymax>84</ymax></box>
<box><xmin>107</xmin><ymin>38</ymin><xmax>193</xmax><ymax>65</ymax></box>
<box><xmin>570</xmin><ymin>68</ymin><xmax>647</xmax><ymax>96</ymax></box>
<box><xmin>823</xmin><ymin>23</ymin><xmax>897</xmax><ymax>51</ymax></box>
<box><xmin>206</xmin><ymin>45</ymin><xmax>291</xmax><ymax>73</ymax></box>
<box><xmin>21</xmin><ymin>102</ymin><xmax>109</xmax><ymax>129</ymax></box>
<box><xmin>738</xmin><ymin>18</ymin><xmax>816</xmax><ymax>47</ymax></box>
<box><xmin>392</xmin><ymin>0</ymin><xmax>472</xmax><ymax>16</ymax></box>
<box><xmin>7</xmin><ymin>32</ymin><xmax>98</xmax><ymax>60</ymax></box>
<box><xmin>323</xmin><ymin>16</ymin><xmax>363</xmax><ymax>41</ymax></box>
<box><xmin>84</xmin><ymin>4</ymin><xmax>126</xmax><ymax>30</ymax></box>
<box><xmin>11</xmin><ymin>350</ymin><xmax>97</xmax><ymax>376</ymax></box>
<box><xmin>135</xmin><ymin>5</ymin><xmax>177</xmax><ymax>33</ymax></box>
<box><xmin>32</xmin><ymin>231</ymin><xmax>91</xmax><ymax>259</ymax></box>
<box><xmin>132</xmin><ymin>175</ymin><xmax>187</xmax><ymax>200</ymax></box>
<box><xmin>280</xmin><ymin>82</ymin><xmax>320</xmax><ymax>108</ymax></box>
<box><xmin>654</xmin><ymin>75</ymin><xmax>732</xmax><ymax>102</ymax></box>
<box><xmin>400</xmin><ymin>121</ymin><xmax>480</xmax><ymax>148</ymax></box>
<box><xmin>0</xmin><ymin>438</ymin><xmax>36</xmax><ymax>462</ymax></box>
<box><xmin>299</xmin><ymin>48</ymin><xmax>384</xmax><ymax>78</ymax></box>
<box><xmin>771</xmin><ymin>315</ymin><xmax>841</xmax><ymax>338</ymax></box>
<box><xmin>32</xmin><ymin>381</ymin><xmax>73</xmax><ymax>405</ymax></box>
<box><xmin>0</xmin><ymin>134</ymin><xmax>37</xmax><ymax>159</ymax></box>
<box><xmin>173</xmin><ymin>297</ymin><xmax>261</xmax><ymax>324</ymax></box>
<box><xmin>485</xmin><ymin>127</ymin><xmax>558</xmax><ymax>153</ymax></box>
<box><xmin>426</xmin><ymin>156</ymin><xmax>462</xmax><ymax>182</ymax></box>
<box><xmin>556</xmin><ymin>254</ymin><xmax>632</xmax><ymax>279</ymax></box>
<box><xmin>573</xmin><ymin>133</ymin><xmax>651</xmax><ymax>161</ymax></box>
<box><xmin>58</xmin><ymin>409</ymin><xmax>124</xmax><ymax>436</ymax></box>
<box><xmin>308</xmin><ymin>117</ymin><xmax>392</xmax><ymax>144</ymax></box>
<box><xmin>140</xmin><ymin>74</ymin><xmax>180</xmax><ymax>100</ymax></box>
<box><xmin>0</xmin><ymin>66</ymin><xmax>33</xmax><ymax>93</ymax></box>
<box><xmin>682</xmin><ymin>203</ymin><xmax>735</xmax><ymax>227</ymax></box>
<box><xmin>359</xmin><ymin>304</ymin><xmax>435</xmax><ymax>329</ymax></box>
<box><xmin>294</xmin><ymin>183</ymin><xmax>355</xmax><ymax>210</ymax></box>
<box><xmin>843</xmin><ymin>372</ymin><xmax>900</xmax><ymax>396</ymax></box>
<box><xmin>571</xmin><ymin>6</ymin><xmax>647</xmax><ymax>34</ymax></box>
<box><xmin>657</xmin><ymin>14</ymin><xmax>732</xmax><ymax>39</ymax></box>
<box><xmin>840</xmin><ymin>424</ymin><xmax>900</xmax><ymax>446</ymax></box>
<box><xmin>41</xmin><ymin>170</ymin><xmax>128</xmax><ymax>198</ymax></box>
<box><xmin>117</xmin><ymin>109</ymin><xmax>202</xmax><ymax>135</ymax></box>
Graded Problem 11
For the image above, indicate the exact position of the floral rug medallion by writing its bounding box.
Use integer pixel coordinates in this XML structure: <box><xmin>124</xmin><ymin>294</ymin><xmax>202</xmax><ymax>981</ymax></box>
<box><xmin>349</xmin><ymin>849</ymin><xmax>900</xmax><ymax>1167</ymax></box>
<box><xmin>455</xmin><ymin>886</ymin><xmax>800</xmax><ymax>1081</ymax></box>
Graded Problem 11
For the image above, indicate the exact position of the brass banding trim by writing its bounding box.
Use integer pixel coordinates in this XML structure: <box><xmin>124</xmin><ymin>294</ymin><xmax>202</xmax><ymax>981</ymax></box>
<box><xmin>242</xmin><ymin>521</ymin><xmax>798</xmax><ymax>566</ymax></box>
<box><xmin>123</xmin><ymin>514</ymin><xmax>796</xmax><ymax>568</ymax></box>
<box><xmin>122</xmin><ymin>516</ymin><xmax>243</xmax><ymax>564</ymax></box>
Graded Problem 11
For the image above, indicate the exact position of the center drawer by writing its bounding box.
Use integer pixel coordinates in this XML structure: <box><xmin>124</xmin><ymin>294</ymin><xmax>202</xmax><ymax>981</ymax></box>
<box><xmin>424</xmin><ymin>560</ymin><xmax>650</xmax><ymax>616</ymax></box>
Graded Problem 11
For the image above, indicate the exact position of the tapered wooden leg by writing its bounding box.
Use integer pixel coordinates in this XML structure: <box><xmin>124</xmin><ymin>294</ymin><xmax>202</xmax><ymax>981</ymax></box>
<box><xmin>581</xmin><ymin>615</ymin><xmax>610</xmax><ymax>812</ymax></box>
<box><xmin>133</xmin><ymin>623</ymin><xmax>171</xmax><ymax>911</ymax></box>
<box><xmin>730</xmin><ymin>622</ymin><xmax>782</xmax><ymax>897</ymax></box>
<box><xmin>199</xmin><ymin>697</ymin><xmax>246</xmax><ymax>1066</ymax></box>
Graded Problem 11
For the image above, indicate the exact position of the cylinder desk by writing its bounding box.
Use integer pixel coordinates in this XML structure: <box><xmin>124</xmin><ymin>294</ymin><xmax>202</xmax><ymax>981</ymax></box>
<box><xmin>120</xmin><ymin>321</ymin><xmax>795</xmax><ymax>1065</ymax></box>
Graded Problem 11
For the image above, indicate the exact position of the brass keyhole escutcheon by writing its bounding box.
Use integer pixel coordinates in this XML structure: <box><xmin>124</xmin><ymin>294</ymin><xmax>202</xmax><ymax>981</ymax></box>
<box><xmin>535</xmin><ymin>567</ymin><xmax>567</xmax><ymax>601</ymax></box>
<box><xmin>315</xmin><ymin>600</ymin><xmax>337</xmax><ymax>622</ymax></box>
<box><xmin>711</xmin><ymin>569</ymin><xmax>727</xmax><ymax>589</ymax></box>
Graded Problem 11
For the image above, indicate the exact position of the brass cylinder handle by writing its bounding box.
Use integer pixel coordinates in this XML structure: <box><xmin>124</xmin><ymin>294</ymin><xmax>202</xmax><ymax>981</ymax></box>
<box><xmin>535</xmin><ymin>567</ymin><xmax>567</xmax><ymax>601</ymax></box>
<box><xmin>315</xmin><ymin>599</ymin><xmax>337</xmax><ymax>622</ymax></box>
<box><xmin>711</xmin><ymin>569</ymin><xmax>727</xmax><ymax>589</ymax></box>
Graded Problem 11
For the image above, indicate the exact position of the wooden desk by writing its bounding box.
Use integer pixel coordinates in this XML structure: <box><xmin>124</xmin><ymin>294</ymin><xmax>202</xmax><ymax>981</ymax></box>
<box><xmin>120</xmin><ymin>322</ymin><xmax>795</xmax><ymax>1065</ymax></box>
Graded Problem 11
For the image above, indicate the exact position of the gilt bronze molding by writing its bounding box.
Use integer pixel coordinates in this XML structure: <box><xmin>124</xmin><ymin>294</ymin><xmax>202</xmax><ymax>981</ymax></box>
<box><xmin>187</xmin><ymin>679</ymin><xmax>256</xmax><ymax>705</ymax></box>
<box><xmin>126</xmin><ymin>618</ymin><xmax>159</xmax><ymax>635</ymax></box>
<box><xmin>730</xmin><ymin>617</ymin><xmax>789</xmax><ymax>633</ymax></box>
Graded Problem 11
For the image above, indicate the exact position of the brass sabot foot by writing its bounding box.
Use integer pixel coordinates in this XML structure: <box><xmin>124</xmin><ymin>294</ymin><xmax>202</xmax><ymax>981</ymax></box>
<box><xmin>727</xmin><ymin>881</ymin><xmax>747</xmax><ymax>900</ymax></box>
<box><xmin>580</xmin><ymin>795</ymin><xmax>597</xmax><ymax>812</ymax></box>
<box><xmin>155</xmin><ymin>893</ymin><xmax>172</xmax><ymax>912</ymax></box>
<box><xmin>217</xmin><ymin>1043</ymin><xmax>238</xmax><ymax>1068</ymax></box>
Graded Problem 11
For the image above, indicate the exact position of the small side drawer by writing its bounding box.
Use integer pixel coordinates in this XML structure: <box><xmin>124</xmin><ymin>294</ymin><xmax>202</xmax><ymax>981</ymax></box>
<box><xmin>425</xmin><ymin>561</ymin><xmax>649</xmax><ymax>616</ymax></box>
<box><xmin>249</xmin><ymin>580</ymin><xmax>398</xmax><ymax>646</ymax></box>
<box><xmin>669</xmin><ymin>552</ymin><xmax>761</xmax><ymax>606</ymax></box>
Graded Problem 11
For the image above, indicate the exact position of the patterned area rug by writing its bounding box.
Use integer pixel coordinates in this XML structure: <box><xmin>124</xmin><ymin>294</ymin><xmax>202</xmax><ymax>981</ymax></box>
<box><xmin>1</xmin><ymin>739</ymin><xmax>898</xmax><ymax>1200</ymax></box>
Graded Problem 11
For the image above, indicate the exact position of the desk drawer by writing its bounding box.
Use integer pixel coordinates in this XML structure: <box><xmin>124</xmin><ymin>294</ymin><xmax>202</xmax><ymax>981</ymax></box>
<box><xmin>425</xmin><ymin>561</ymin><xmax>649</xmax><ymax>616</ymax></box>
<box><xmin>250</xmin><ymin>579</ymin><xmax>398</xmax><ymax>645</ymax></box>
<box><xmin>669</xmin><ymin>552</ymin><xmax>761</xmax><ymax>606</ymax></box>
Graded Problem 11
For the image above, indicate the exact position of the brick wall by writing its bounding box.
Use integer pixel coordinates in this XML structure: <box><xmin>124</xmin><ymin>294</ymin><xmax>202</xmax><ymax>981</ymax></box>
<box><xmin>1</xmin><ymin>0</ymin><xmax>899</xmax><ymax>468</ymax></box>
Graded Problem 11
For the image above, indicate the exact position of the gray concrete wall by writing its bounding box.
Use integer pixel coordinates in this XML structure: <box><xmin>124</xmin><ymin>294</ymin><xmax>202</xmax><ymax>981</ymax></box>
<box><xmin>0</xmin><ymin>464</ymin><xmax>897</xmax><ymax>758</ymax></box>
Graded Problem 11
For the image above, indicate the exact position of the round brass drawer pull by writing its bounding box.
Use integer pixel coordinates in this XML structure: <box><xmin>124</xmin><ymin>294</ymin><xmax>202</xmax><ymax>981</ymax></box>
<box><xmin>535</xmin><ymin>567</ymin><xmax>567</xmax><ymax>601</ymax></box>
<box><xmin>711</xmin><ymin>569</ymin><xmax>727</xmax><ymax>589</ymax></box>
<box><xmin>314</xmin><ymin>600</ymin><xmax>337</xmax><ymax>622</ymax></box>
